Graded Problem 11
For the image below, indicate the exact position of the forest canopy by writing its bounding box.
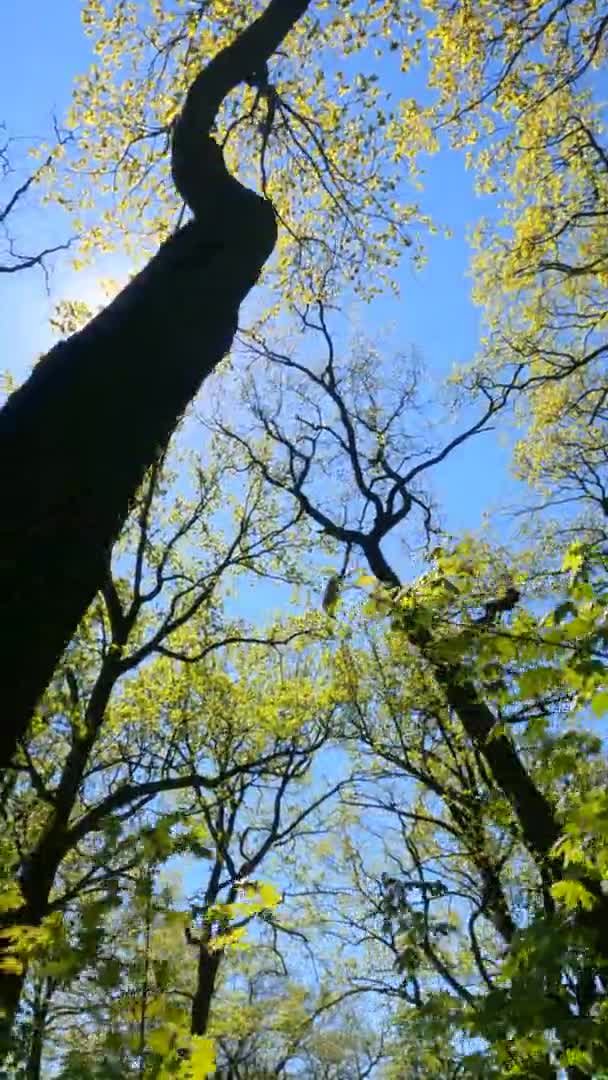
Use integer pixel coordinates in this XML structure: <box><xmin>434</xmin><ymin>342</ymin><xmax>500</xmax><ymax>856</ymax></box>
<box><xmin>0</xmin><ymin>0</ymin><xmax>607</xmax><ymax>1077</ymax></box>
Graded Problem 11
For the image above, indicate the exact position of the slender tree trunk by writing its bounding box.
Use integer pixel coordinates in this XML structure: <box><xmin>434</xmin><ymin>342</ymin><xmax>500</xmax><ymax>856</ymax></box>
<box><xmin>0</xmin><ymin>663</ymin><xmax>118</xmax><ymax>1044</ymax></box>
<box><xmin>0</xmin><ymin>838</ymin><xmax>56</xmax><ymax>1052</ymax></box>
<box><xmin>25</xmin><ymin>978</ymin><xmax>51</xmax><ymax>1080</ymax></box>
<box><xmin>432</xmin><ymin>659</ymin><xmax>608</xmax><ymax>952</ymax></box>
<box><xmin>439</xmin><ymin>667</ymin><xmax>561</xmax><ymax>859</ymax></box>
<box><xmin>363</xmin><ymin>539</ymin><xmax>608</xmax><ymax>956</ymax></box>
<box><xmin>137</xmin><ymin>874</ymin><xmax>153</xmax><ymax>1080</ymax></box>
<box><xmin>0</xmin><ymin>0</ymin><xmax>312</xmax><ymax>771</ymax></box>
<box><xmin>0</xmin><ymin>969</ymin><xmax>26</xmax><ymax>1059</ymax></box>
<box><xmin>26</xmin><ymin>1021</ymin><xmax>43</xmax><ymax>1080</ymax></box>
<box><xmin>0</xmin><ymin>893</ymin><xmax>52</xmax><ymax>1052</ymax></box>
<box><xmin>191</xmin><ymin>941</ymin><xmax>223</xmax><ymax>1037</ymax></box>
<box><xmin>189</xmin><ymin>854</ymin><xmax>236</xmax><ymax>1037</ymax></box>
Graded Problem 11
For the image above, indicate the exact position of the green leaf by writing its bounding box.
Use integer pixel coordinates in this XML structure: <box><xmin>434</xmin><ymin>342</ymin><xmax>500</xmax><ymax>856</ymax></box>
<box><xmin>562</xmin><ymin>542</ymin><xmax>586</xmax><ymax>576</ymax></box>
<box><xmin>190</xmin><ymin>1036</ymin><xmax>216</xmax><ymax>1076</ymax></box>
<box><xmin>591</xmin><ymin>690</ymin><xmax>608</xmax><ymax>719</ymax></box>
<box><xmin>0</xmin><ymin>881</ymin><xmax>24</xmax><ymax>914</ymax></box>
<box><xmin>551</xmin><ymin>879</ymin><xmax>596</xmax><ymax>911</ymax></box>
<box><xmin>148</xmin><ymin>1026</ymin><xmax>174</xmax><ymax>1056</ymax></box>
<box><xmin>175</xmin><ymin>1037</ymin><xmax>216</xmax><ymax>1078</ymax></box>
<box><xmin>516</xmin><ymin>666</ymin><xmax>560</xmax><ymax>698</ymax></box>
<box><xmin>98</xmin><ymin>956</ymin><xmax>122</xmax><ymax>989</ymax></box>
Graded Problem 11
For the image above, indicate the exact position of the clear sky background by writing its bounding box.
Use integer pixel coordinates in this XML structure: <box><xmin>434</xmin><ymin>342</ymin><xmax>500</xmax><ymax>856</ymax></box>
<box><xmin>1</xmin><ymin>0</ymin><xmax>527</xmax><ymax>546</ymax></box>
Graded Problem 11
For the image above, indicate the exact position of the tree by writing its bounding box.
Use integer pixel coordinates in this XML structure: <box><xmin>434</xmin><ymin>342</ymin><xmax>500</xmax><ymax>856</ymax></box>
<box><xmin>0</xmin><ymin>432</ymin><xmax>327</xmax><ymax>1048</ymax></box>
<box><xmin>7</xmin><ymin>643</ymin><xmax>346</xmax><ymax>1073</ymax></box>
<box><xmin>416</xmin><ymin>0</ymin><xmax>608</xmax><ymax>548</ymax></box>
<box><xmin>0</xmin><ymin>0</ymin><xmax>312</xmax><ymax>770</ymax></box>
<box><xmin>330</xmin><ymin>595</ymin><xmax>608</xmax><ymax>1076</ymax></box>
<box><xmin>3</xmin><ymin>1</ymin><xmax>608</xmax><ymax>1074</ymax></box>
<box><xmin>215</xmin><ymin>312</ymin><xmax>564</xmax><ymax>866</ymax></box>
<box><xmin>213</xmin><ymin>311</ymin><xmax>608</xmax><ymax>1073</ymax></box>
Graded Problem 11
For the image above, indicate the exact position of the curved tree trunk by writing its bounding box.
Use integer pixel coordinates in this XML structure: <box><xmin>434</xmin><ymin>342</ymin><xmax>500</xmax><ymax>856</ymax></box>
<box><xmin>0</xmin><ymin>205</ymin><xmax>275</xmax><ymax>771</ymax></box>
<box><xmin>0</xmin><ymin>0</ymin><xmax>311</xmax><ymax>771</ymax></box>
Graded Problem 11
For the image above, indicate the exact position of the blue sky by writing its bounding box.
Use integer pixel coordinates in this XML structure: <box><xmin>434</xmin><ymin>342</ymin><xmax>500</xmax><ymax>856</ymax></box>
<box><xmin>1</xmin><ymin>0</ymin><xmax>525</xmax><ymax>542</ymax></box>
<box><xmin>1</xmin><ymin>2</ymin><xmax>92</xmax><ymax>370</ymax></box>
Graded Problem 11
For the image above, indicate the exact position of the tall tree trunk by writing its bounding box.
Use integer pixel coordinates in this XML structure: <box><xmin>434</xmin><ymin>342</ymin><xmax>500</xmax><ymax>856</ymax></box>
<box><xmin>0</xmin><ymin>658</ymin><xmax>119</xmax><ymax>1047</ymax></box>
<box><xmin>25</xmin><ymin>978</ymin><xmax>52</xmax><ymax>1080</ymax></box>
<box><xmin>0</xmin><ymin>195</ymin><xmax>274</xmax><ymax>777</ymax></box>
<box><xmin>0</xmin><ymin>0</ymin><xmax>312</xmax><ymax>771</ymax></box>
<box><xmin>0</xmin><ymin>875</ymin><xmax>56</xmax><ymax>1052</ymax></box>
<box><xmin>0</xmin><ymin>970</ymin><xmax>26</xmax><ymax>1059</ymax></box>
<box><xmin>191</xmin><ymin>941</ymin><xmax>223</xmax><ymax>1037</ymax></box>
<box><xmin>362</xmin><ymin>539</ymin><xmax>608</xmax><ymax>956</ymax></box>
<box><xmin>26</xmin><ymin>1025</ymin><xmax>43</xmax><ymax>1080</ymax></box>
<box><xmin>137</xmin><ymin>870</ymin><xmax>154</xmax><ymax>1080</ymax></box>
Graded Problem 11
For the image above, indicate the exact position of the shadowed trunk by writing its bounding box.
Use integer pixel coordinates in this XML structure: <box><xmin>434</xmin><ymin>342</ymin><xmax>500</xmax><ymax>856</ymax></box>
<box><xmin>0</xmin><ymin>0</ymin><xmax>311</xmax><ymax>771</ymax></box>
<box><xmin>24</xmin><ymin>977</ymin><xmax>53</xmax><ymax>1080</ymax></box>
<box><xmin>0</xmin><ymin>660</ymin><xmax>118</xmax><ymax>1047</ymax></box>
<box><xmin>0</xmin><ymin>205</ymin><xmax>275</xmax><ymax>771</ymax></box>
<box><xmin>0</xmin><ymin>865</ymin><xmax>53</xmax><ymax>1058</ymax></box>
<box><xmin>0</xmin><ymin>970</ymin><xmax>25</xmax><ymax>1059</ymax></box>
<box><xmin>0</xmin><ymin>820</ymin><xmax>74</xmax><ymax>1052</ymax></box>
<box><xmin>361</xmin><ymin>539</ymin><xmax>608</xmax><ymax>960</ymax></box>
<box><xmin>191</xmin><ymin>940</ymin><xmax>223</xmax><ymax>1037</ymax></box>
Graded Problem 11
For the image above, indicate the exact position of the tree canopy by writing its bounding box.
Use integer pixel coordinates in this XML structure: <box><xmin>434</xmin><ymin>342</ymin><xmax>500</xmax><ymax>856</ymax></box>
<box><xmin>1</xmin><ymin>0</ymin><xmax>607</xmax><ymax>1077</ymax></box>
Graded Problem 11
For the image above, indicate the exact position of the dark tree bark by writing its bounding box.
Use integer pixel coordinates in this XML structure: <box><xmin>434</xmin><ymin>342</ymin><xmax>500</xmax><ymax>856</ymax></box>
<box><xmin>191</xmin><ymin>941</ymin><xmax>223</xmax><ymax>1037</ymax></box>
<box><xmin>24</xmin><ymin>977</ymin><xmax>54</xmax><ymax>1080</ymax></box>
<box><xmin>0</xmin><ymin>789</ymin><xmax>84</xmax><ymax>1052</ymax></box>
<box><xmin>359</xmin><ymin>538</ymin><xmax>608</xmax><ymax>983</ymax></box>
<box><xmin>0</xmin><ymin>0</ymin><xmax>312</xmax><ymax>771</ymax></box>
<box><xmin>0</xmin><ymin>637</ymin><xmax>258</xmax><ymax>1046</ymax></box>
<box><xmin>0</xmin><ymin>660</ymin><xmax>118</xmax><ymax>1049</ymax></box>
